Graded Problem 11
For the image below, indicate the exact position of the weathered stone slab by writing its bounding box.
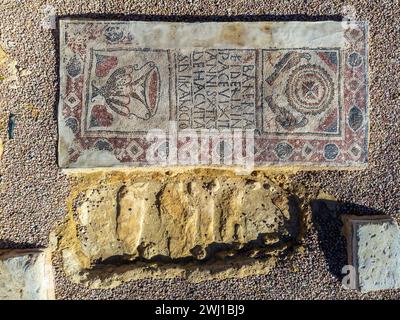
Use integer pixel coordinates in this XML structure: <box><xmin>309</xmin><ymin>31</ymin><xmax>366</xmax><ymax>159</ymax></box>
<box><xmin>55</xmin><ymin>170</ymin><xmax>304</xmax><ymax>287</ymax></box>
<box><xmin>0</xmin><ymin>249</ymin><xmax>54</xmax><ymax>300</ymax></box>
<box><xmin>342</xmin><ymin>215</ymin><xmax>400</xmax><ymax>292</ymax></box>
<box><xmin>58</xmin><ymin>20</ymin><xmax>368</xmax><ymax>168</ymax></box>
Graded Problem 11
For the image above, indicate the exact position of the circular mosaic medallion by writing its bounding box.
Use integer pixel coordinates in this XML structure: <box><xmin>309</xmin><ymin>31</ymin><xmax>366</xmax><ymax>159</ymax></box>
<box><xmin>286</xmin><ymin>64</ymin><xmax>335</xmax><ymax>115</ymax></box>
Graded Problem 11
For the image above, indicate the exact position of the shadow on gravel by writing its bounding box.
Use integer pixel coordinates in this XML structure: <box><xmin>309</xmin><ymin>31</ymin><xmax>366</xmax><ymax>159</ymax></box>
<box><xmin>311</xmin><ymin>199</ymin><xmax>383</xmax><ymax>279</ymax></box>
<box><xmin>55</xmin><ymin>13</ymin><xmax>343</xmax><ymax>23</ymax></box>
<box><xmin>0</xmin><ymin>240</ymin><xmax>39</xmax><ymax>250</ymax></box>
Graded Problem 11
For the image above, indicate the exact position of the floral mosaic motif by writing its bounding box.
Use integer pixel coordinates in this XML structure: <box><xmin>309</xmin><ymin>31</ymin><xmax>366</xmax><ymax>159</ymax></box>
<box><xmin>91</xmin><ymin>62</ymin><xmax>160</xmax><ymax>120</ymax></box>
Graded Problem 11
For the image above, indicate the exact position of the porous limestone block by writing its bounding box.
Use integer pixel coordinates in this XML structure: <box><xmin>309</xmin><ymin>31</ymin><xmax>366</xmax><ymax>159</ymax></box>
<box><xmin>342</xmin><ymin>215</ymin><xmax>400</xmax><ymax>292</ymax></box>
<box><xmin>0</xmin><ymin>249</ymin><xmax>55</xmax><ymax>300</ymax></box>
<box><xmin>56</xmin><ymin>170</ymin><xmax>305</xmax><ymax>287</ymax></box>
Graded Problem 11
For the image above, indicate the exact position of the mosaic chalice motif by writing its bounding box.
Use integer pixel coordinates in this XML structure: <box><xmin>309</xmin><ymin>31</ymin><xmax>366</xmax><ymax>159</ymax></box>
<box><xmin>91</xmin><ymin>61</ymin><xmax>160</xmax><ymax>120</ymax></box>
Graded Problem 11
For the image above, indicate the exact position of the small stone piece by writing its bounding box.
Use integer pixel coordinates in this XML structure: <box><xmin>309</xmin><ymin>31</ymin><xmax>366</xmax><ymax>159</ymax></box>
<box><xmin>0</xmin><ymin>249</ymin><xmax>55</xmax><ymax>300</ymax></box>
<box><xmin>342</xmin><ymin>215</ymin><xmax>400</xmax><ymax>293</ymax></box>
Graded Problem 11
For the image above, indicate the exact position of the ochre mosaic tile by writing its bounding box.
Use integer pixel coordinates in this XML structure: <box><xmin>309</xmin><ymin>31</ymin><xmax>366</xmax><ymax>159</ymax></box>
<box><xmin>58</xmin><ymin>20</ymin><xmax>369</xmax><ymax>168</ymax></box>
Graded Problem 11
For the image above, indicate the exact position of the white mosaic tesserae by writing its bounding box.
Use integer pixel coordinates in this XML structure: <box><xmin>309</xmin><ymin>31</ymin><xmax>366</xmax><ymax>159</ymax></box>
<box><xmin>58</xmin><ymin>20</ymin><xmax>369</xmax><ymax>168</ymax></box>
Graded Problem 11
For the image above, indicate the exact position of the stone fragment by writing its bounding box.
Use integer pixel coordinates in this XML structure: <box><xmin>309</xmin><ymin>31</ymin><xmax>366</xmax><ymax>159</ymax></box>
<box><xmin>0</xmin><ymin>46</ymin><xmax>21</xmax><ymax>88</ymax></box>
<box><xmin>0</xmin><ymin>249</ymin><xmax>55</xmax><ymax>300</ymax></box>
<box><xmin>25</xmin><ymin>104</ymin><xmax>40</xmax><ymax>121</ymax></box>
<box><xmin>58</xmin><ymin>20</ymin><xmax>369</xmax><ymax>168</ymax></box>
<box><xmin>342</xmin><ymin>215</ymin><xmax>400</xmax><ymax>292</ymax></box>
<box><xmin>55</xmin><ymin>170</ymin><xmax>307</xmax><ymax>288</ymax></box>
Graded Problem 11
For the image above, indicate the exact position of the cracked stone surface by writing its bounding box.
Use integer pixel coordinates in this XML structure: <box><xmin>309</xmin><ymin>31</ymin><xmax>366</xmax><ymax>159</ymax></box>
<box><xmin>0</xmin><ymin>249</ymin><xmax>54</xmax><ymax>300</ymax></box>
<box><xmin>58</xmin><ymin>20</ymin><xmax>369</xmax><ymax>168</ymax></box>
<box><xmin>54</xmin><ymin>170</ymin><xmax>308</xmax><ymax>288</ymax></box>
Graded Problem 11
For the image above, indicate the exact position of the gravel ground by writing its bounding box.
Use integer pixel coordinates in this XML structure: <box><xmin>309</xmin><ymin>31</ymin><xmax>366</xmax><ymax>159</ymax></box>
<box><xmin>0</xmin><ymin>0</ymin><xmax>399</xmax><ymax>299</ymax></box>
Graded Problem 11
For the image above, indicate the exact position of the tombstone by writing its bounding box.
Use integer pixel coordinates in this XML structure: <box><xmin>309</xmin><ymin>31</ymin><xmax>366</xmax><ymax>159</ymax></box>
<box><xmin>0</xmin><ymin>249</ymin><xmax>54</xmax><ymax>300</ymax></box>
<box><xmin>342</xmin><ymin>215</ymin><xmax>400</xmax><ymax>292</ymax></box>
<box><xmin>57</xmin><ymin>20</ymin><xmax>369</xmax><ymax>169</ymax></box>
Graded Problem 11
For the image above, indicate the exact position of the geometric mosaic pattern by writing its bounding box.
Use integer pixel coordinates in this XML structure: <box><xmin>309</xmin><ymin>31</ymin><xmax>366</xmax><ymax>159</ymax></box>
<box><xmin>58</xmin><ymin>20</ymin><xmax>368</xmax><ymax>168</ymax></box>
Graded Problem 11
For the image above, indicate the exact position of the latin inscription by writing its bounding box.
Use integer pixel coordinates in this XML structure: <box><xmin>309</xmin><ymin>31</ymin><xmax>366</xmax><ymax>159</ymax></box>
<box><xmin>175</xmin><ymin>49</ymin><xmax>257</xmax><ymax>130</ymax></box>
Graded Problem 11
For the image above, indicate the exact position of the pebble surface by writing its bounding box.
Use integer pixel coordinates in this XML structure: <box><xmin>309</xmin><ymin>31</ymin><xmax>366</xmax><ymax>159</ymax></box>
<box><xmin>0</xmin><ymin>0</ymin><xmax>399</xmax><ymax>299</ymax></box>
